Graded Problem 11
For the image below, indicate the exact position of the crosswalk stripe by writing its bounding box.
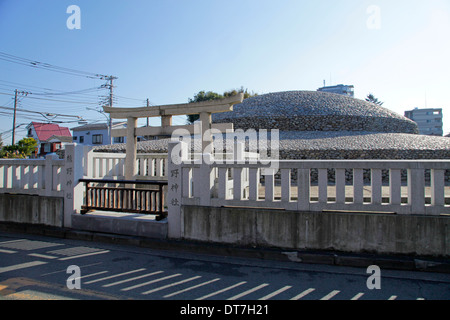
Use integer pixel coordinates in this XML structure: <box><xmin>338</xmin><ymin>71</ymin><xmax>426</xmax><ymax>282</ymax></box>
<box><xmin>227</xmin><ymin>283</ymin><xmax>269</xmax><ymax>301</ymax></box>
<box><xmin>103</xmin><ymin>271</ymin><xmax>164</xmax><ymax>288</ymax></box>
<box><xmin>28</xmin><ymin>253</ymin><xmax>58</xmax><ymax>259</ymax></box>
<box><xmin>142</xmin><ymin>276</ymin><xmax>202</xmax><ymax>295</ymax></box>
<box><xmin>121</xmin><ymin>273</ymin><xmax>182</xmax><ymax>292</ymax></box>
<box><xmin>0</xmin><ymin>239</ymin><xmax>25</xmax><ymax>245</ymax></box>
<box><xmin>320</xmin><ymin>290</ymin><xmax>340</xmax><ymax>300</ymax></box>
<box><xmin>351</xmin><ymin>293</ymin><xmax>365</xmax><ymax>300</ymax></box>
<box><xmin>258</xmin><ymin>285</ymin><xmax>292</xmax><ymax>300</ymax></box>
<box><xmin>290</xmin><ymin>288</ymin><xmax>315</xmax><ymax>300</ymax></box>
<box><xmin>58</xmin><ymin>250</ymin><xmax>110</xmax><ymax>261</ymax></box>
<box><xmin>196</xmin><ymin>281</ymin><xmax>247</xmax><ymax>300</ymax></box>
<box><xmin>80</xmin><ymin>271</ymin><xmax>109</xmax><ymax>280</ymax></box>
<box><xmin>163</xmin><ymin>278</ymin><xmax>221</xmax><ymax>298</ymax></box>
<box><xmin>0</xmin><ymin>261</ymin><xmax>47</xmax><ymax>274</ymax></box>
<box><xmin>84</xmin><ymin>268</ymin><xmax>146</xmax><ymax>284</ymax></box>
<box><xmin>0</xmin><ymin>248</ymin><xmax>17</xmax><ymax>254</ymax></box>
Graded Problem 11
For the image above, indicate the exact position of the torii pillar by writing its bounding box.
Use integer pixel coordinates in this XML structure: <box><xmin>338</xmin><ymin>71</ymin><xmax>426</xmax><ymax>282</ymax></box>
<box><xmin>125</xmin><ymin>117</ymin><xmax>138</xmax><ymax>180</ymax></box>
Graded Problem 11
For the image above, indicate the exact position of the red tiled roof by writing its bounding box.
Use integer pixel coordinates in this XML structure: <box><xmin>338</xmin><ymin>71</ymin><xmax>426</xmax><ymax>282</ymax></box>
<box><xmin>31</xmin><ymin>122</ymin><xmax>72</xmax><ymax>141</ymax></box>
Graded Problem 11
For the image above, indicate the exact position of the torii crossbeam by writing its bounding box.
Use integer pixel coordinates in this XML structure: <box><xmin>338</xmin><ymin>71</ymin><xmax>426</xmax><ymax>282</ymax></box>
<box><xmin>102</xmin><ymin>93</ymin><xmax>244</xmax><ymax>180</ymax></box>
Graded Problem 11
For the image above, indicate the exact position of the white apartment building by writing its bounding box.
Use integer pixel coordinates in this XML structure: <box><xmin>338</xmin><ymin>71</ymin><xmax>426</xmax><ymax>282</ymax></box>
<box><xmin>404</xmin><ymin>108</ymin><xmax>443</xmax><ymax>136</ymax></box>
<box><xmin>317</xmin><ymin>84</ymin><xmax>354</xmax><ymax>97</ymax></box>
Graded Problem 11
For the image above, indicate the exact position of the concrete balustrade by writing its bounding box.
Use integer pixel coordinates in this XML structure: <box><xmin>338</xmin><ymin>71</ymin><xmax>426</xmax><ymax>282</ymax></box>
<box><xmin>178</xmin><ymin>156</ymin><xmax>450</xmax><ymax>216</ymax></box>
<box><xmin>0</xmin><ymin>155</ymin><xmax>65</xmax><ymax>197</ymax></box>
<box><xmin>86</xmin><ymin>150</ymin><xmax>168</xmax><ymax>180</ymax></box>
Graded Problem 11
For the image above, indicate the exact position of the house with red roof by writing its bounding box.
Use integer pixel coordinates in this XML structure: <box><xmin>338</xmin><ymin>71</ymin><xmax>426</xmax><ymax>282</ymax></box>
<box><xmin>26</xmin><ymin>122</ymin><xmax>72</xmax><ymax>158</ymax></box>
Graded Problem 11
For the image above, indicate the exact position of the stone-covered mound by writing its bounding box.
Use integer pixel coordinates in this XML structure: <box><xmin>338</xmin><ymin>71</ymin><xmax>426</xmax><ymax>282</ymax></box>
<box><xmin>94</xmin><ymin>131</ymin><xmax>450</xmax><ymax>160</ymax></box>
<box><xmin>212</xmin><ymin>91</ymin><xmax>419</xmax><ymax>134</ymax></box>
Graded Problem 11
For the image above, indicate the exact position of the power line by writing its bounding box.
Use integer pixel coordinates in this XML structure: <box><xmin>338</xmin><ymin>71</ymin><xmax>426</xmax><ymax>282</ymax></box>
<box><xmin>0</xmin><ymin>105</ymin><xmax>84</xmax><ymax>120</ymax></box>
<box><xmin>0</xmin><ymin>91</ymin><xmax>101</xmax><ymax>104</ymax></box>
<box><xmin>0</xmin><ymin>51</ymin><xmax>111</xmax><ymax>80</ymax></box>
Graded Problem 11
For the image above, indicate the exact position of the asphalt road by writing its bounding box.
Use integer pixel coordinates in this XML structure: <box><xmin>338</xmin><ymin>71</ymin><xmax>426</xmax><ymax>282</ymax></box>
<box><xmin>0</xmin><ymin>230</ymin><xmax>449</xmax><ymax>304</ymax></box>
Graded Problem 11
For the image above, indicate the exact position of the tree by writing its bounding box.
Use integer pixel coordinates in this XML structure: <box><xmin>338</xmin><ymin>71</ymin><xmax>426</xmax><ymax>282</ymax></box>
<box><xmin>0</xmin><ymin>137</ymin><xmax>37</xmax><ymax>159</ymax></box>
<box><xmin>186</xmin><ymin>87</ymin><xmax>257</xmax><ymax>124</ymax></box>
<box><xmin>17</xmin><ymin>137</ymin><xmax>37</xmax><ymax>156</ymax></box>
<box><xmin>366</xmin><ymin>93</ymin><xmax>384</xmax><ymax>106</ymax></box>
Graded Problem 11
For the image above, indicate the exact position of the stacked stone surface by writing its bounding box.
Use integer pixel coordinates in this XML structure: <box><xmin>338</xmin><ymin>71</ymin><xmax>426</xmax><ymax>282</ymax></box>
<box><xmin>94</xmin><ymin>90</ymin><xmax>450</xmax><ymax>162</ymax></box>
<box><xmin>212</xmin><ymin>91</ymin><xmax>419</xmax><ymax>134</ymax></box>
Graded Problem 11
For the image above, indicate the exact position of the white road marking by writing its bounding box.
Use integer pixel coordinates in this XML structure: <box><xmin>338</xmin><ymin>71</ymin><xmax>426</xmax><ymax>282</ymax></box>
<box><xmin>0</xmin><ymin>248</ymin><xmax>17</xmax><ymax>254</ymax></box>
<box><xmin>227</xmin><ymin>283</ymin><xmax>269</xmax><ymax>301</ymax></box>
<box><xmin>0</xmin><ymin>239</ymin><xmax>26</xmax><ymax>245</ymax></box>
<box><xmin>80</xmin><ymin>270</ymin><xmax>109</xmax><ymax>280</ymax></box>
<box><xmin>40</xmin><ymin>262</ymin><xmax>103</xmax><ymax>276</ymax></box>
<box><xmin>84</xmin><ymin>268</ymin><xmax>146</xmax><ymax>284</ymax></box>
<box><xmin>320</xmin><ymin>290</ymin><xmax>340</xmax><ymax>300</ymax></box>
<box><xmin>351</xmin><ymin>292</ymin><xmax>365</xmax><ymax>300</ymax></box>
<box><xmin>121</xmin><ymin>273</ymin><xmax>182</xmax><ymax>292</ymax></box>
<box><xmin>0</xmin><ymin>261</ymin><xmax>47</xmax><ymax>274</ymax></box>
<box><xmin>103</xmin><ymin>271</ymin><xmax>164</xmax><ymax>288</ymax></box>
<box><xmin>290</xmin><ymin>288</ymin><xmax>315</xmax><ymax>300</ymax></box>
<box><xmin>163</xmin><ymin>278</ymin><xmax>221</xmax><ymax>298</ymax></box>
<box><xmin>388</xmin><ymin>295</ymin><xmax>397</xmax><ymax>300</ymax></box>
<box><xmin>28</xmin><ymin>253</ymin><xmax>58</xmax><ymax>259</ymax></box>
<box><xmin>259</xmin><ymin>285</ymin><xmax>292</xmax><ymax>300</ymax></box>
<box><xmin>196</xmin><ymin>281</ymin><xmax>247</xmax><ymax>300</ymax></box>
<box><xmin>58</xmin><ymin>250</ymin><xmax>110</xmax><ymax>261</ymax></box>
<box><xmin>142</xmin><ymin>276</ymin><xmax>202</xmax><ymax>295</ymax></box>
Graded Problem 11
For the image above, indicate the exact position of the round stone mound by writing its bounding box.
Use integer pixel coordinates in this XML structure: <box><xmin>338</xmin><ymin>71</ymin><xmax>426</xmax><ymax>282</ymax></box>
<box><xmin>212</xmin><ymin>91</ymin><xmax>418</xmax><ymax>134</ymax></box>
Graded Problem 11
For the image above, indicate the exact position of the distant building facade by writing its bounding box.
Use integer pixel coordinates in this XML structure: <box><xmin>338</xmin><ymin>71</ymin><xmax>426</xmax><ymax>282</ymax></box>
<box><xmin>404</xmin><ymin>108</ymin><xmax>443</xmax><ymax>136</ymax></box>
<box><xmin>71</xmin><ymin>122</ymin><xmax>127</xmax><ymax>146</ymax></box>
<box><xmin>317</xmin><ymin>84</ymin><xmax>354</xmax><ymax>97</ymax></box>
<box><xmin>26</xmin><ymin>122</ymin><xmax>72</xmax><ymax>157</ymax></box>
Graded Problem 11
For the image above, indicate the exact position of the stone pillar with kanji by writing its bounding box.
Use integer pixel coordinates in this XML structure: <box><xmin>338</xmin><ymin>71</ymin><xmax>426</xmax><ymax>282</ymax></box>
<box><xmin>63</xmin><ymin>143</ymin><xmax>84</xmax><ymax>228</ymax></box>
<box><xmin>167</xmin><ymin>141</ymin><xmax>187</xmax><ymax>239</ymax></box>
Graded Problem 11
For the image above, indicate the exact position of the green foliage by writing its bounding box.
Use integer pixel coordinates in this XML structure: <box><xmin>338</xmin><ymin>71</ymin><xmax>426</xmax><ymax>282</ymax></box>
<box><xmin>366</xmin><ymin>93</ymin><xmax>384</xmax><ymax>106</ymax></box>
<box><xmin>187</xmin><ymin>87</ymin><xmax>258</xmax><ymax>124</ymax></box>
<box><xmin>223</xmin><ymin>86</ymin><xmax>258</xmax><ymax>100</ymax></box>
<box><xmin>0</xmin><ymin>137</ymin><xmax>37</xmax><ymax>159</ymax></box>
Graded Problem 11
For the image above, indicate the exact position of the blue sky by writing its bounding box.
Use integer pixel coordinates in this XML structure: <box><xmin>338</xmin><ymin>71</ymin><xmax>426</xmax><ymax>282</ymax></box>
<box><xmin>0</xmin><ymin>0</ymin><xmax>449</xmax><ymax>143</ymax></box>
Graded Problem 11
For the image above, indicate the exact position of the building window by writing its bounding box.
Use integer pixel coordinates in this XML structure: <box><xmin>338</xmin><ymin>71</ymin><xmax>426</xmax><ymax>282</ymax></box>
<box><xmin>28</xmin><ymin>128</ymin><xmax>32</xmax><ymax>136</ymax></box>
<box><xmin>92</xmin><ymin>134</ymin><xmax>103</xmax><ymax>144</ymax></box>
<box><xmin>79</xmin><ymin>136</ymin><xmax>84</xmax><ymax>143</ymax></box>
<box><xmin>73</xmin><ymin>136</ymin><xmax>77</xmax><ymax>141</ymax></box>
<box><xmin>113</xmin><ymin>137</ymin><xmax>124</xmax><ymax>143</ymax></box>
<box><xmin>44</xmin><ymin>144</ymin><xmax>51</xmax><ymax>153</ymax></box>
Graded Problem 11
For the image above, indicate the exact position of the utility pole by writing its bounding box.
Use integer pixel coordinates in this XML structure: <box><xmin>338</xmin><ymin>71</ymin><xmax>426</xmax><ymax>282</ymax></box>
<box><xmin>106</xmin><ymin>76</ymin><xmax>117</xmax><ymax>145</ymax></box>
<box><xmin>11</xmin><ymin>89</ymin><xmax>29</xmax><ymax>145</ymax></box>
<box><xmin>12</xmin><ymin>89</ymin><xmax>18</xmax><ymax>145</ymax></box>
<box><xmin>146</xmin><ymin>98</ymin><xmax>150</xmax><ymax>127</ymax></box>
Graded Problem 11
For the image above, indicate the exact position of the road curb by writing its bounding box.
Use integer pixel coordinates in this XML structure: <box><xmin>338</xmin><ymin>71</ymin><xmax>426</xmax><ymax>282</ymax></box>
<box><xmin>1</xmin><ymin>221</ymin><xmax>449</xmax><ymax>274</ymax></box>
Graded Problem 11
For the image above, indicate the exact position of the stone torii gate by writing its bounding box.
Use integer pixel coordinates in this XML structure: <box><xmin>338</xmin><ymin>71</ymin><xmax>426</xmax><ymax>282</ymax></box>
<box><xmin>102</xmin><ymin>93</ymin><xmax>244</xmax><ymax>180</ymax></box>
